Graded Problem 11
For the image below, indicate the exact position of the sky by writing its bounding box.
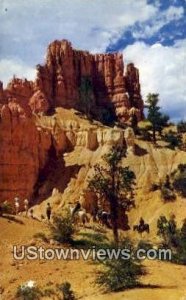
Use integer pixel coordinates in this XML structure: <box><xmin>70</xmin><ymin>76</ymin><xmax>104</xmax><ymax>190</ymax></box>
<box><xmin>0</xmin><ymin>0</ymin><xmax>185</xmax><ymax>121</ymax></box>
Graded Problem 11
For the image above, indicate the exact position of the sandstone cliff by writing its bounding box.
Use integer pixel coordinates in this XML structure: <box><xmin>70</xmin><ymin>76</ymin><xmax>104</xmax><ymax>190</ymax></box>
<box><xmin>31</xmin><ymin>109</ymin><xmax>186</xmax><ymax>232</ymax></box>
<box><xmin>0</xmin><ymin>39</ymin><xmax>143</xmax><ymax>124</ymax></box>
<box><xmin>0</xmin><ymin>105</ymin><xmax>129</xmax><ymax>204</ymax></box>
<box><xmin>34</xmin><ymin>40</ymin><xmax>143</xmax><ymax>123</ymax></box>
<box><xmin>0</xmin><ymin>98</ymin><xmax>52</xmax><ymax>205</ymax></box>
<box><xmin>0</xmin><ymin>39</ymin><xmax>144</xmax><ymax>204</ymax></box>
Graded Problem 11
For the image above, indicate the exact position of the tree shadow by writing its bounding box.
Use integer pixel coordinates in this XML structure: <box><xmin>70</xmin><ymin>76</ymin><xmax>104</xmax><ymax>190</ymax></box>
<box><xmin>135</xmin><ymin>144</ymin><xmax>148</xmax><ymax>156</ymax></box>
<box><xmin>1</xmin><ymin>214</ymin><xmax>24</xmax><ymax>225</ymax></box>
<box><xmin>137</xmin><ymin>283</ymin><xmax>178</xmax><ymax>289</ymax></box>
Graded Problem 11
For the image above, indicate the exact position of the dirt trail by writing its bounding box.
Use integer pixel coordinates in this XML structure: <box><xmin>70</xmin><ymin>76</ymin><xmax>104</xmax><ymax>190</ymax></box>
<box><xmin>0</xmin><ymin>216</ymin><xmax>186</xmax><ymax>300</ymax></box>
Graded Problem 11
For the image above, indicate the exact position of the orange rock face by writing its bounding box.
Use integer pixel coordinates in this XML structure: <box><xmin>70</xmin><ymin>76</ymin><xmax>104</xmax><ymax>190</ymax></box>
<box><xmin>0</xmin><ymin>39</ymin><xmax>144</xmax><ymax>204</ymax></box>
<box><xmin>1</xmin><ymin>40</ymin><xmax>143</xmax><ymax>123</ymax></box>
<box><xmin>0</xmin><ymin>98</ymin><xmax>52</xmax><ymax>205</ymax></box>
<box><xmin>4</xmin><ymin>77</ymin><xmax>34</xmax><ymax>104</ymax></box>
<box><xmin>34</xmin><ymin>40</ymin><xmax>144</xmax><ymax>122</ymax></box>
<box><xmin>29</xmin><ymin>90</ymin><xmax>49</xmax><ymax>114</ymax></box>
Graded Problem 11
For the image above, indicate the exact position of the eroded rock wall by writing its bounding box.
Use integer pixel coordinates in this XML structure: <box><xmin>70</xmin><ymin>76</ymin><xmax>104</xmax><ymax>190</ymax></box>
<box><xmin>0</xmin><ymin>39</ymin><xmax>143</xmax><ymax>204</ymax></box>
<box><xmin>0</xmin><ymin>99</ymin><xmax>52</xmax><ymax>204</ymax></box>
<box><xmin>34</xmin><ymin>40</ymin><xmax>143</xmax><ymax>123</ymax></box>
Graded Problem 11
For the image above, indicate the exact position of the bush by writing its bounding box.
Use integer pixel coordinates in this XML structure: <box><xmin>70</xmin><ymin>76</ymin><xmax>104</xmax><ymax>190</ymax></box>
<box><xmin>157</xmin><ymin>216</ymin><xmax>186</xmax><ymax>265</ymax></box>
<box><xmin>150</xmin><ymin>183</ymin><xmax>160</xmax><ymax>191</ymax></box>
<box><xmin>33</xmin><ymin>232</ymin><xmax>48</xmax><ymax>243</ymax></box>
<box><xmin>43</xmin><ymin>288</ymin><xmax>56</xmax><ymax>297</ymax></box>
<box><xmin>163</xmin><ymin>131</ymin><xmax>182</xmax><ymax>149</ymax></box>
<box><xmin>0</xmin><ymin>201</ymin><xmax>12</xmax><ymax>216</ymax></box>
<box><xmin>50</xmin><ymin>211</ymin><xmax>75</xmax><ymax>243</ymax></box>
<box><xmin>57</xmin><ymin>282</ymin><xmax>75</xmax><ymax>300</ymax></box>
<box><xmin>139</xmin><ymin>128</ymin><xmax>152</xmax><ymax>141</ymax></box>
<box><xmin>16</xmin><ymin>282</ymin><xmax>42</xmax><ymax>300</ymax></box>
<box><xmin>177</xmin><ymin>120</ymin><xmax>186</xmax><ymax>133</ymax></box>
<box><xmin>157</xmin><ymin>215</ymin><xmax>176</xmax><ymax>245</ymax></box>
<box><xmin>160</xmin><ymin>187</ymin><xmax>176</xmax><ymax>202</ymax></box>
<box><xmin>171</xmin><ymin>164</ymin><xmax>186</xmax><ymax>197</ymax></box>
<box><xmin>72</xmin><ymin>232</ymin><xmax>110</xmax><ymax>249</ymax></box>
<box><xmin>79</xmin><ymin>75</ymin><xmax>93</xmax><ymax>117</ymax></box>
<box><xmin>95</xmin><ymin>240</ymin><xmax>144</xmax><ymax>292</ymax></box>
<box><xmin>137</xmin><ymin>240</ymin><xmax>153</xmax><ymax>251</ymax></box>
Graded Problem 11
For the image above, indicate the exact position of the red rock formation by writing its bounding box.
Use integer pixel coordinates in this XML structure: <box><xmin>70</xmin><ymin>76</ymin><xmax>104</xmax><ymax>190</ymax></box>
<box><xmin>0</xmin><ymin>39</ymin><xmax>144</xmax><ymax>205</ymax></box>
<box><xmin>29</xmin><ymin>90</ymin><xmax>49</xmax><ymax>114</ymax></box>
<box><xmin>125</xmin><ymin>63</ymin><xmax>144</xmax><ymax>119</ymax></box>
<box><xmin>0</xmin><ymin>98</ymin><xmax>52</xmax><ymax>206</ymax></box>
<box><xmin>34</xmin><ymin>40</ymin><xmax>144</xmax><ymax>123</ymax></box>
<box><xmin>0</xmin><ymin>40</ymin><xmax>143</xmax><ymax>123</ymax></box>
<box><xmin>5</xmin><ymin>77</ymin><xmax>34</xmax><ymax>103</ymax></box>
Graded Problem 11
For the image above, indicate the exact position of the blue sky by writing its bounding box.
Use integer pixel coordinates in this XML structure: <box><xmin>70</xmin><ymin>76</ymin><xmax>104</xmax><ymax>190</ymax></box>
<box><xmin>0</xmin><ymin>0</ymin><xmax>185</xmax><ymax>121</ymax></box>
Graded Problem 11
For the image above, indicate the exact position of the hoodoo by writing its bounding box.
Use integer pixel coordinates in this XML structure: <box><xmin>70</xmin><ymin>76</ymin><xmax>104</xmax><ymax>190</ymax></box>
<box><xmin>0</xmin><ymin>39</ymin><xmax>144</xmax><ymax>203</ymax></box>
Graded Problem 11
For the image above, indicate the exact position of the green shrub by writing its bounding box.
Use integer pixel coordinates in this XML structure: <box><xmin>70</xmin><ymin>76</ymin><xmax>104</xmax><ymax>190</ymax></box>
<box><xmin>57</xmin><ymin>282</ymin><xmax>75</xmax><ymax>300</ymax></box>
<box><xmin>43</xmin><ymin>287</ymin><xmax>56</xmax><ymax>297</ymax></box>
<box><xmin>79</xmin><ymin>75</ymin><xmax>93</xmax><ymax>117</ymax></box>
<box><xmin>164</xmin><ymin>131</ymin><xmax>182</xmax><ymax>149</ymax></box>
<box><xmin>137</xmin><ymin>240</ymin><xmax>153</xmax><ymax>251</ymax></box>
<box><xmin>157</xmin><ymin>215</ymin><xmax>176</xmax><ymax>245</ymax></box>
<box><xmin>139</xmin><ymin>128</ymin><xmax>152</xmax><ymax>141</ymax></box>
<box><xmin>150</xmin><ymin>183</ymin><xmax>160</xmax><ymax>191</ymax></box>
<box><xmin>50</xmin><ymin>211</ymin><xmax>75</xmax><ymax>243</ymax></box>
<box><xmin>171</xmin><ymin>164</ymin><xmax>186</xmax><ymax>197</ymax></box>
<box><xmin>177</xmin><ymin>120</ymin><xmax>186</xmax><ymax>133</ymax></box>
<box><xmin>0</xmin><ymin>201</ymin><xmax>12</xmax><ymax>215</ymax></box>
<box><xmin>160</xmin><ymin>187</ymin><xmax>176</xmax><ymax>202</ymax></box>
<box><xmin>16</xmin><ymin>283</ymin><xmax>42</xmax><ymax>300</ymax></box>
<box><xmin>95</xmin><ymin>239</ymin><xmax>144</xmax><ymax>292</ymax></box>
<box><xmin>72</xmin><ymin>232</ymin><xmax>110</xmax><ymax>249</ymax></box>
<box><xmin>33</xmin><ymin>232</ymin><xmax>48</xmax><ymax>243</ymax></box>
<box><xmin>157</xmin><ymin>216</ymin><xmax>186</xmax><ymax>265</ymax></box>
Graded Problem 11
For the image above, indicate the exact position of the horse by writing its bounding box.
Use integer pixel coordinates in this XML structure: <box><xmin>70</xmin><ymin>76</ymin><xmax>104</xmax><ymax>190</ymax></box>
<box><xmin>133</xmin><ymin>223</ymin><xmax>150</xmax><ymax>234</ymax></box>
<box><xmin>69</xmin><ymin>205</ymin><xmax>89</xmax><ymax>226</ymax></box>
<box><xmin>97</xmin><ymin>210</ymin><xmax>111</xmax><ymax>228</ymax></box>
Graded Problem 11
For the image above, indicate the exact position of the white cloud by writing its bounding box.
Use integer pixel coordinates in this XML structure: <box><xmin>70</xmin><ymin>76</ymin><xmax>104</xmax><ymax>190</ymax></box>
<box><xmin>0</xmin><ymin>0</ymin><xmax>157</xmax><ymax>58</ymax></box>
<box><xmin>0</xmin><ymin>0</ymin><xmax>157</xmax><ymax>88</ymax></box>
<box><xmin>132</xmin><ymin>5</ymin><xmax>184</xmax><ymax>39</ymax></box>
<box><xmin>0</xmin><ymin>59</ymin><xmax>36</xmax><ymax>87</ymax></box>
<box><xmin>123</xmin><ymin>39</ymin><xmax>186</xmax><ymax>121</ymax></box>
<box><xmin>166</xmin><ymin>5</ymin><xmax>184</xmax><ymax>21</ymax></box>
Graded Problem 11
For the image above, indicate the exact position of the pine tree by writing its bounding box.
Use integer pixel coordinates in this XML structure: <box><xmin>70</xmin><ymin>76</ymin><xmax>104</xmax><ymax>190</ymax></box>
<box><xmin>88</xmin><ymin>146</ymin><xmax>135</xmax><ymax>244</ymax></box>
<box><xmin>146</xmin><ymin>93</ymin><xmax>169</xmax><ymax>142</ymax></box>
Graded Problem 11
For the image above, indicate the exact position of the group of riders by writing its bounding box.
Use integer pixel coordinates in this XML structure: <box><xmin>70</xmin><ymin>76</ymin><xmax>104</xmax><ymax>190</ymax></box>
<box><xmin>1</xmin><ymin>196</ymin><xmax>149</xmax><ymax>234</ymax></box>
<box><xmin>68</xmin><ymin>200</ymin><xmax>150</xmax><ymax>234</ymax></box>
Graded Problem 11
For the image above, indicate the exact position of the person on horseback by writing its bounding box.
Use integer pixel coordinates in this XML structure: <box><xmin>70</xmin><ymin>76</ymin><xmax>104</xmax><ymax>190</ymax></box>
<box><xmin>139</xmin><ymin>217</ymin><xmax>145</xmax><ymax>226</ymax></box>
<box><xmin>139</xmin><ymin>217</ymin><xmax>145</xmax><ymax>231</ymax></box>
<box><xmin>72</xmin><ymin>200</ymin><xmax>81</xmax><ymax>217</ymax></box>
<box><xmin>169</xmin><ymin>214</ymin><xmax>176</xmax><ymax>234</ymax></box>
<box><xmin>46</xmin><ymin>203</ymin><xmax>52</xmax><ymax>221</ymax></box>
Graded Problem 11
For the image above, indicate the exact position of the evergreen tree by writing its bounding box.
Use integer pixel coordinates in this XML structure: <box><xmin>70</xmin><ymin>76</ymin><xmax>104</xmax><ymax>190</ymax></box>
<box><xmin>146</xmin><ymin>93</ymin><xmax>169</xmax><ymax>142</ymax></box>
<box><xmin>79</xmin><ymin>76</ymin><xmax>93</xmax><ymax>117</ymax></box>
<box><xmin>88</xmin><ymin>146</ymin><xmax>135</xmax><ymax>243</ymax></box>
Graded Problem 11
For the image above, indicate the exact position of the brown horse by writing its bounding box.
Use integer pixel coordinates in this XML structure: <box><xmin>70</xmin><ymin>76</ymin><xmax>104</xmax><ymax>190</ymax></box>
<box><xmin>133</xmin><ymin>223</ymin><xmax>150</xmax><ymax>234</ymax></box>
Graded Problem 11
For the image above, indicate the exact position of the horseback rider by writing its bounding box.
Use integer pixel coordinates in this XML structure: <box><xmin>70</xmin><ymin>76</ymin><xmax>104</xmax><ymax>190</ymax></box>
<box><xmin>139</xmin><ymin>217</ymin><xmax>145</xmax><ymax>225</ymax></box>
<box><xmin>72</xmin><ymin>200</ymin><xmax>81</xmax><ymax>217</ymax></box>
<box><xmin>139</xmin><ymin>217</ymin><xmax>145</xmax><ymax>230</ymax></box>
<box><xmin>46</xmin><ymin>203</ymin><xmax>52</xmax><ymax>221</ymax></box>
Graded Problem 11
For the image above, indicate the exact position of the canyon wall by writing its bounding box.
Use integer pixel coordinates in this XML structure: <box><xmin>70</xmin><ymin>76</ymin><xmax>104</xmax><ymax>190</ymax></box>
<box><xmin>0</xmin><ymin>39</ymin><xmax>144</xmax><ymax>205</ymax></box>
<box><xmin>0</xmin><ymin>98</ymin><xmax>52</xmax><ymax>205</ymax></box>
<box><xmin>0</xmin><ymin>39</ymin><xmax>143</xmax><ymax>123</ymax></box>
<box><xmin>34</xmin><ymin>40</ymin><xmax>144</xmax><ymax>123</ymax></box>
